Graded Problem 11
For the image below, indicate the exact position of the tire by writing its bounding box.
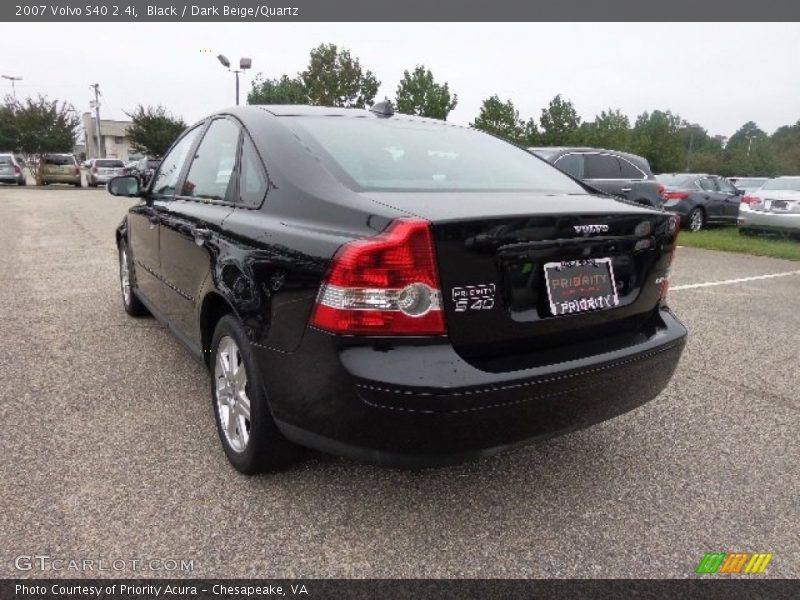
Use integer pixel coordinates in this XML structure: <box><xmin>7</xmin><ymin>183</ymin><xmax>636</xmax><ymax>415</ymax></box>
<box><xmin>118</xmin><ymin>241</ymin><xmax>149</xmax><ymax>317</ymax></box>
<box><xmin>210</xmin><ymin>315</ymin><xmax>301</xmax><ymax>474</ymax></box>
<box><xmin>687</xmin><ymin>207</ymin><xmax>705</xmax><ymax>232</ymax></box>
<box><xmin>17</xmin><ymin>179</ymin><xmax>25</xmax><ymax>186</ymax></box>
<box><xmin>74</xmin><ymin>182</ymin><xmax>81</xmax><ymax>188</ymax></box>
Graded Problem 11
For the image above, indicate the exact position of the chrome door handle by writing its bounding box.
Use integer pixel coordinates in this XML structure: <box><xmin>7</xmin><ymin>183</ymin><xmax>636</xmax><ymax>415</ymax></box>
<box><xmin>620</xmin><ymin>187</ymin><xmax>632</xmax><ymax>193</ymax></box>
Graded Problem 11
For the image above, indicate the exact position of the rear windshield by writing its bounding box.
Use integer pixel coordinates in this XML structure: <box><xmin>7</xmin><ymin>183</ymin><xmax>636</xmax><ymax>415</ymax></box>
<box><xmin>656</xmin><ymin>174</ymin><xmax>697</xmax><ymax>188</ymax></box>
<box><xmin>761</xmin><ymin>178</ymin><xmax>800</xmax><ymax>192</ymax></box>
<box><xmin>96</xmin><ymin>159</ymin><xmax>124</xmax><ymax>168</ymax></box>
<box><xmin>45</xmin><ymin>155</ymin><xmax>76</xmax><ymax>165</ymax></box>
<box><xmin>292</xmin><ymin>117</ymin><xmax>585</xmax><ymax>193</ymax></box>
<box><xmin>0</xmin><ymin>156</ymin><xmax>12</xmax><ymax>165</ymax></box>
<box><xmin>735</xmin><ymin>178</ymin><xmax>768</xmax><ymax>188</ymax></box>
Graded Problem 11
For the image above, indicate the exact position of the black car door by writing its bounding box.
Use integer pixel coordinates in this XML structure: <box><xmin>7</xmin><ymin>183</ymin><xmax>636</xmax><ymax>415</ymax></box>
<box><xmin>697</xmin><ymin>176</ymin><xmax>726</xmax><ymax>221</ymax></box>
<box><xmin>128</xmin><ymin>125</ymin><xmax>203</xmax><ymax>308</ymax></box>
<box><xmin>158</xmin><ymin>116</ymin><xmax>240</xmax><ymax>341</ymax></box>
<box><xmin>714</xmin><ymin>176</ymin><xmax>742</xmax><ymax>220</ymax></box>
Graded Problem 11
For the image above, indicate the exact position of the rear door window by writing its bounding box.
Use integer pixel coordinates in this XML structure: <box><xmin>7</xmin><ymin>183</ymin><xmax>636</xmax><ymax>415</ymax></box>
<box><xmin>584</xmin><ymin>154</ymin><xmax>622</xmax><ymax>179</ymax></box>
<box><xmin>553</xmin><ymin>153</ymin><xmax>585</xmax><ymax>179</ymax></box>
<box><xmin>698</xmin><ymin>178</ymin><xmax>717</xmax><ymax>192</ymax></box>
<box><xmin>181</xmin><ymin>118</ymin><xmax>241</xmax><ymax>201</ymax></box>
<box><xmin>0</xmin><ymin>156</ymin><xmax>12</xmax><ymax>166</ymax></box>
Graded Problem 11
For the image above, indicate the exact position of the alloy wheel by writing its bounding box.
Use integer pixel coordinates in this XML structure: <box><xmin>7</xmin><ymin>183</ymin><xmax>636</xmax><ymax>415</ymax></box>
<box><xmin>214</xmin><ymin>336</ymin><xmax>252</xmax><ymax>453</ymax></box>
<box><xmin>689</xmin><ymin>210</ymin><xmax>703</xmax><ymax>232</ymax></box>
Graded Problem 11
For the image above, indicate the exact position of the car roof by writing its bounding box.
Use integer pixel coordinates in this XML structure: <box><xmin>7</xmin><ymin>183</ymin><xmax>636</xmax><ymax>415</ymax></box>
<box><xmin>249</xmin><ymin>104</ymin><xmax>466</xmax><ymax>128</ymax></box>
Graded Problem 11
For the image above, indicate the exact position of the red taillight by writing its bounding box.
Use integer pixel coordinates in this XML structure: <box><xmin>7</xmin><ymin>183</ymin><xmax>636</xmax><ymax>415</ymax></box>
<box><xmin>663</xmin><ymin>191</ymin><xmax>689</xmax><ymax>200</ymax></box>
<box><xmin>310</xmin><ymin>218</ymin><xmax>446</xmax><ymax>336</ymax></box>
<box><xmin>657</xmin><ymin>184</ymin><xmax>665</xmax><ymax>200</ymax></box>
<box><xmin>742</xmin><ymin>195</ymin><xmax>761</xmax><ymax>205</ymax></box>
<box><xmin>14</xmin><ymin>165</ymin><xmax>20</xmax><ymax>174</ymax></box>
<box><xmin>660</xmin><ymin>215</ymin><xmax>681</xmax><ymax>303</ymax></box>
<box><xmin>75</xmin><ymin>166</ymin><xmax>80</xmax><ymax>175</ymax></box>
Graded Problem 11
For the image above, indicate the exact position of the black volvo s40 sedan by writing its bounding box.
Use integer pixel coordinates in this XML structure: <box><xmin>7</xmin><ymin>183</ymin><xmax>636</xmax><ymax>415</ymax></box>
<box><xmin>108</xmin><ymin>104</ymin><xmax>687</xmax><ymax>473</ymax></box>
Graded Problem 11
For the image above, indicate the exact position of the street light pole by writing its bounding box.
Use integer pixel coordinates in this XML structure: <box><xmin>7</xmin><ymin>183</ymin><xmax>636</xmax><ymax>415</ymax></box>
<box><xmin>90</xmin><ymin>83</ymin><xmax>103</xmax><ymax>158</ymax></box>
<box><xmin>217</xmin><ymin>55</ymin><xmax>252</xmax><ymax>105</ymax></box>
<box><xmin>1</xmin><ymin>75</ymin><xmax>22</xmax><ymax>101</ymax></box>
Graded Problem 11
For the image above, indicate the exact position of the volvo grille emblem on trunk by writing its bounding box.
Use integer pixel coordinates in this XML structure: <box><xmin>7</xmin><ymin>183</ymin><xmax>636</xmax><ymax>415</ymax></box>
<box><xmin>574</xmin><ymin>224</ymin><xmax>609</xmax><ymax>234</ymax></box>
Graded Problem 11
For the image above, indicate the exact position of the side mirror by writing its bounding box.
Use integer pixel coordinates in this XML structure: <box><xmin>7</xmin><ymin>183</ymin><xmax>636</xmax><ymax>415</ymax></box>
<box><xmin>108</xmin><ymin>175</ymin><xmax>141</xmax><ymax>197</ymax></box>
<box><xmin>735</xmin><ymin>188</ymin><xmax>745</xmax><ymax>195</ymax></box>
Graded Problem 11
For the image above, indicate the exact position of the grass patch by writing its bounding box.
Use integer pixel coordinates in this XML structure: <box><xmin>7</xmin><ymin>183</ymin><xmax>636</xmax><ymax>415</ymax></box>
<box><xmin>678</xmin><ymin>226</ymin><xmax>800</xmax><ymax>261</ymax></box>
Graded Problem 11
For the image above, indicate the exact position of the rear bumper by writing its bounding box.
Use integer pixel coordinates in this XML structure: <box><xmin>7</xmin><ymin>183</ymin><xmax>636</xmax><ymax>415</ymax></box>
<box><xmin>257</xmin><ymin>307</ymin><xmax>687</xmax><ymax>467</ymax></box>
<box><xmin>43</xmin><ymin>174</ymin><xmax>80</xmax><ymax>184</ymax></box>
<box><xmin>738</xmin><ymin>210</ymin><xmax>800</xmax><ymax>234</ymax></box>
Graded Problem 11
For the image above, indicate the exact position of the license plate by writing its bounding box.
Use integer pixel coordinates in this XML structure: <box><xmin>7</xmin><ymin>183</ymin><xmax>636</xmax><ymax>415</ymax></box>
<box><xmin>544</xmin><ymin>258</ymin><xmax>619</xmax><ymax>316</ymax></box>
<box><xmin>771</xmin><ymin>200</ymin><xmax>787</xmax><ymax>210</ymax></box>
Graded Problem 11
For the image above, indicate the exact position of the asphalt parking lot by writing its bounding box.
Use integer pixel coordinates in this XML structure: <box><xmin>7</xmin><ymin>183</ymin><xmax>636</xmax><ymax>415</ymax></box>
<box><xmin>1</xmin><ymin>186</ymin><xmax>798</xmax><ymax>579</ymax></box>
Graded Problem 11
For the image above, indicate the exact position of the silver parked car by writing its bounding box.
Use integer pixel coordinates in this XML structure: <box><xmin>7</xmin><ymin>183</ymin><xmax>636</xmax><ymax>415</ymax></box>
<box><xmin>0</xmin><ymin>153</ymin><xmax>26</xmax><ymax>185</ymax></box>
<box><xmin>87</xmin><ymin>158</ymin><xmax>127</xmax><ymax>187</ymax></box>
<box><xmin>738</xmin><ymin>176</ymin><xmax>800</xmax><ymax>238</ymax></box>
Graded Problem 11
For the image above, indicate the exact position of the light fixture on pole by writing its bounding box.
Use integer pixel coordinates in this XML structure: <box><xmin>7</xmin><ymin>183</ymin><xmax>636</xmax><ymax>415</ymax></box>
<box><xmin>1</xmin><ymin>75</ymin><xmax>22</xmax><ymax>100</ymax></box>
<box><xmin>217</xmin><ymin>54</ymin><xmax>252</xmax><ymax>106</ymax></box>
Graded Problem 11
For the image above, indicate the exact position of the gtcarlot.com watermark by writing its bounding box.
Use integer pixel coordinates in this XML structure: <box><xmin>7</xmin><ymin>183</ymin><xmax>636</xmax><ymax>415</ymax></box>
<box><xmin>14</xmin><ymin>555</ymin><xmax>195</xmax><ymax>572</ymax></box>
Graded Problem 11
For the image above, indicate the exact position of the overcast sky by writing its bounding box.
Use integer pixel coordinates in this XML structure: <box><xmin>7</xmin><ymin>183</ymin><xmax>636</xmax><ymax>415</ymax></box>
<box><xmin>1</xmin><ymin>22</ymin><xmax>798</xmax><ymax>138</ymax></box>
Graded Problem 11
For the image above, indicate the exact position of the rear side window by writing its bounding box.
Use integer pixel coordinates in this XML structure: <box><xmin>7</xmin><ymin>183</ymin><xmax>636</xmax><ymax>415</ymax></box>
<box><xmin>181</xmin><ymin>118</ymin><xmax>240</xmax><ymax>201</ymax></box>
<box><xmin>151</xmin><ymin>125</ymin><xmax>202</xmax><ymax>196</ymax></box>
<box><xmin>698</xmin><ymin>178</ymin><xmax>716</xmax><ymax>192</ymax></box>
<box><xmin>584</xmin><ymin>154</ymin><xmax>622</xmax><ymax>179</ymax></box>
<box><xmin>0</xmin><ymin>156</ymin><xmax>12</xmax><ymax>165</ymax></box>
<box><xmin>619</xmin><ymin>158</ymin><xmax>645</xmax><ymax>179</ymax></box>
<box><xmin>238</xmin><ymin>136</ymin><xmax>268</xmax><ymax>208</ymax></box>
<box><xmin>553</xmin><ymin>153</ymin><xmax>585</xmax><ymax>179</ymax></box>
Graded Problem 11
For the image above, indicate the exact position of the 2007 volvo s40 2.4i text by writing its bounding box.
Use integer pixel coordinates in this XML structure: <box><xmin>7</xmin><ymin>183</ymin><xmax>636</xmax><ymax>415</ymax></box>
<box><xmin>108</xmin><ymin>103</ymin><xmax>687</xmax><ymax>474</ymax></box>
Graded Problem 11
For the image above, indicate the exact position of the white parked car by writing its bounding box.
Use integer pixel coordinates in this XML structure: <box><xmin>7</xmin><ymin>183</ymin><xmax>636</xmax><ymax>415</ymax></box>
<box><xmin>86</xmin><ymin>158</ymin><xmax>127</xmax><ymax>187</ymax></box>
<box><xmin>738</xmin><ymin>176</ymin><xmax>800</xmax><ymax>238</ymax></box>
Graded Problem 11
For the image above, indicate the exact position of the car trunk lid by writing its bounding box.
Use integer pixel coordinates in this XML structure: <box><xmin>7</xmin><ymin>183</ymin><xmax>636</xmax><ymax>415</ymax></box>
<box><xmin>363</xmin><ymin>191</ymin><xmax>676</xmax><ymax>364</ymax></box>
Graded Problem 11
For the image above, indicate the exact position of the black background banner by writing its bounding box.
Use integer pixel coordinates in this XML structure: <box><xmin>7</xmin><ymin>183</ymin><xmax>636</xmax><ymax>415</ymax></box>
<box><xmin>3</xmin><ymin>0</ymin><xmax>800</xmax><ymax>22</ymax></box>
<box><xmin>3</xmin><ymin>579</ymin><xmax>799</xmax><ymax>600</ymax></box>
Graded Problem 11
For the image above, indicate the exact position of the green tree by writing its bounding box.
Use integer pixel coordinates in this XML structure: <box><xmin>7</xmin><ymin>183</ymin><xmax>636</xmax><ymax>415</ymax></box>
<box><xmin>770</xmin><ymin>120</ymin><xmax>800</xmax><ymax>175</ymax></box>
<box><xmin>7</xmin><ymin>95</ymin><xmax>80</xmax><ymax>183</ymax></box>
<box><xmin>723</xmin><ymin>121</ymin><xmax>775</xmax><ymax>176</ymax></box>
<box><xmin>394</xmin><ymin>65</ymin><xmax>457</xmax><ymax>120</ymax></box>
<box><xmin>301</xmin><ymin>43</ymin><xmax>380</xmax><ymax>108</ymax></box>
<box><xmin>248</xmin><ymin>74</ymin><xmax>307</xmax><ymax>105</ymax></box>
<box><xmin>471</xmin><ymin>95</ymin><xmax>526</xmax><ymax>144</ymax></box>
<box><xmin>588</xmin><ymin>109</ymin><xmax>631</xmax><ymax>151</ymax></box>
<box><xmin>11</xmin><ymin>95</ymin><xmax>79</xmax><ymax>156</ymax></box>
<box><xmin>0</xmin><ymin>100</ymin><xmax>19</xmax><ymax>151</ymax></box>
<box><xmin>630</xmin><ymin>110</ymin><xmax>684</xmax><ymax>173</ymax></box>
<box><xmin>522</xmin><ymin>118</ymin><xmax>541</xmax><ymax>147</ymax></box>
<box><xmin>539</xmin><ymin>94</ymin><xmax>581</xmax><ymax>145</ymax></box>
<box><xmin>680</xmin><ymin>123</ymin><xmax>723</xmax><ymax>172</ymax></box>
<box><xmin>125</xmin><ymin>105</ymin><xmax>187</xmax><ymax>157</ymax></box>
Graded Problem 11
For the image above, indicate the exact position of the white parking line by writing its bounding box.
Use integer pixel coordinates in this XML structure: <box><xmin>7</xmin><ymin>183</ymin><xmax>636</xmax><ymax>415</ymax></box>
<box><xmin>671</xmin><ymin>270</ymin><xmax>800</xmax><ymax>291</ymax></box>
